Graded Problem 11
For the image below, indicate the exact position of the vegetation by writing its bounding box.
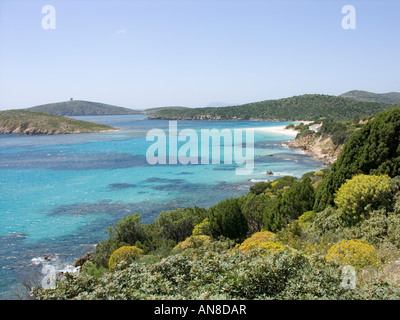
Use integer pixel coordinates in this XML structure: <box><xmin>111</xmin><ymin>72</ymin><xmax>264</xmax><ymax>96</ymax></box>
<box><xmin>325</xmin><ymin>239</ymin><xmax>379</xmax><ymax>271</ymax></box>
<box><xmin>108</xmin><ymin>246</ymin><xmax>143</xmax><ymax>270</ymax></box>
<box><xmin>0</xmin><ymin>110</ymin><xmax>114</xmax><ymax>135</ymax></box>
<box><xmin>31</xmin><ymin>106</ymin><xmax>400</xmax><ymax>300</ymax></box>
<box><xmin>340</xmin><ymin>90</ymin><xmax>400</xmax><ymax>104</ymax></box>
<box><xmin>149</xmin><ymin>94</ymin><xmax>393</xmax><ymax>122</ymax></box>
<box><xmin>314</xmin><ymin>107</ymin><xmax>400</xmax><ymax>211</ymax></box>
<box><xmin>334</xmin><ymin>174</ymin><xmax>396</xmax><ymax>225</ymax></box>
<box><xmin>26</xmin><ymin>100</ymin><xmax>141</xmax><ymax>116</ymax></box>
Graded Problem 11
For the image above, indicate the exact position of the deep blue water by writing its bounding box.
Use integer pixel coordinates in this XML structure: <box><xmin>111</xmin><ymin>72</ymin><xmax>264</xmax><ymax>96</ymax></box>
<box><xmin>0</xmin><ymin>115</ymin><xmax>325</xmax><ymax>299</ymax></box>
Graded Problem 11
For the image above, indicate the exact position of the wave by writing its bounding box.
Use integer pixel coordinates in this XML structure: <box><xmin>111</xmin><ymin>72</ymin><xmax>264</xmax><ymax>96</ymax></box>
<box><xmin>30</xmin><ymin>254</ymin><xmax>80</xmax><ymax>277</ymax></box>
<box><xmin>248</xmin><ymin>179</ymin><xmax>272</xmax><ymax>183</ymax></box>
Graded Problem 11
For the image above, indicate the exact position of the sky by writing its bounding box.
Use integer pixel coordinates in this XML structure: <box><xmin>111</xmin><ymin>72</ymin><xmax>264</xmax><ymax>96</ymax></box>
<box><xmin>0</xmin><ymin>0</ymin><xmax>399</xmax><ymax>110</ymax></box>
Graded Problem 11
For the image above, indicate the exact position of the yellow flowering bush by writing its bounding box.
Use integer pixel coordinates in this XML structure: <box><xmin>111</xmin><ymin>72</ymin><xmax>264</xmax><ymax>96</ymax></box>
<box><xmin>173</xmin><ymin>235</ymin><xmax>211</xmax><ymax>252</ymax></box>
<box><xmin>298</xmin><ymin>211</ymin><xmax>315</xmax><ymax>229</ymax></box>
<box><xmin>334</xmin><ymin>174</ymin><xmax>394</xmax><ymax>225</ymax></box>
<box><xmin>192</xmin><ymin>218</ymin><xmax>212</xmax><ymax>236</ymax></box>
<box><xmin>326</xmin><ymin>239</ymin><xmax>380</xmax><ymax>271</ymax></box>
<box><xmin>108</xmin><ymin>245</ymin><xmax>143</xmax><ymax>270</ymax></box>
<box><xmin>314</xmin><ymin>170</ymin><xmax>325</xmax><ymax>177</ymax></box>
<box><xmin>235</xmin><ymin>231</ymin><xmax>286</xmax><ymax>254</ymax></box>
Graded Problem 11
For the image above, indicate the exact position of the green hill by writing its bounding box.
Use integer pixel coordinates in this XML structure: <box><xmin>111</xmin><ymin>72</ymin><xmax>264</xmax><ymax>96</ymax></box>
<box><xmin>0</xmin><ymin>110</ymin><xmax>115</xmax><ymax>135</ymax></box>
<box><xmin>142</xmin><ymin>106</ymin><xmax>189</xmax><ymax>114</ymax></box>
<box><xmin>26</xmin><ymin>100</ymin><xmax>141</xmax><ymax>116</ymax></box>
<box><xmin>148</xmin><ymin>94</ymin><xmax>393</xmax><ymax>122</ymax></box>
<box><xmin>340</xmin><ymin>90</ymin><xmax>400</xmax><ymax>104</ymax></box>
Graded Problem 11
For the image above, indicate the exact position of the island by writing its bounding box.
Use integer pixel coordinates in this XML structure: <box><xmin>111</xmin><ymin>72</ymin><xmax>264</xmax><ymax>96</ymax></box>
<box><xmin>25</xmin><ymin>99</ymin><xmax>141</xmax><ymax>116</ymax></box>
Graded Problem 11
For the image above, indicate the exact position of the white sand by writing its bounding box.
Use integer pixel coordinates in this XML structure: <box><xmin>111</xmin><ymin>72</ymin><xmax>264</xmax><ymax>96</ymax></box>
<box><xmin>245</xmin><ymin>125</ymin><xmax>298</xmax><ymax>136</ymax></box>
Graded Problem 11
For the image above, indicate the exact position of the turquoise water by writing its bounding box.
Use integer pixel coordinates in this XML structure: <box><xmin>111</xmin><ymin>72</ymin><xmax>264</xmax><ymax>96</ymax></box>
<box><xmin>0</xmin><ymin>115</ymin><xmax>324</xmax><ymax>299</ymax></box>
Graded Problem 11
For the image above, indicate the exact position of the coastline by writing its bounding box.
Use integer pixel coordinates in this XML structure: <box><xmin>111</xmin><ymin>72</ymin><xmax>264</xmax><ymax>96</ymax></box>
<box><xmin>244</xmin><ymin>123</ymin><xmax>337</xmax><ymax>166</ymax></box>
<box><xmin>284</xmin><ymin>135</ymin><xmax>340</xmax><ymax>166</ymax></box>
<box><xmin>245</xmin><ymin>125</ymin><xmax>298</xmax><ymax>136</ymax></box>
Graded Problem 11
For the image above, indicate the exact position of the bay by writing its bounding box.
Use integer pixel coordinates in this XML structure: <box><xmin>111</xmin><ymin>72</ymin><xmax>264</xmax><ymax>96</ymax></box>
<box><xmin>0</xmin><ymin>115</ymin><xmax>324</xmax><ymax>299</ymax></box>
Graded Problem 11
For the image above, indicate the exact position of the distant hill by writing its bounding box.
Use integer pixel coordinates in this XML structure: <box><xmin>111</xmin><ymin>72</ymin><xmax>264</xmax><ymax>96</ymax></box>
<box><xmin>0</xmin><ymin>110</ymin><xmax>114</xmax><ymax>135</ymax></box>
<box><xmin>142</xmin><ymin>106</ymin><xmax>188</xmax><ymax>114</ymax></box>
<box><xmin>340</xmin><ymin>90</ymin><xmax>400</xmax><ymax>104</ymax></box>
<box><xmin>26</xmin><ymin>100</ymin><xmax>141</xmax><ymax>116</ymax></box>
<box><xmin>148</xmin><ymin>94</ymin><xmax>394</xmax><ymax>122</ymax></box>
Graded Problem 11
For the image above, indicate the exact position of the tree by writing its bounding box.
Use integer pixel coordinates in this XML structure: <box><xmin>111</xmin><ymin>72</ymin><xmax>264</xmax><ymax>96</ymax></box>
<box><xmin>280</xmin><ymin>177</ymin><xmax>315</xmax><ymax>221</ymax></box>
<box><xmin>107</xmin><ymin>213</ymin><xmax>145</xmax><ymax>246</ymax></box>
<box><xmin>155</xmin><ymin>206</ymin><xmax>207</xmax><ymax>243</ymax></box>
<box><xmin>238</xmin><ymin>193</ymin><xmax>270</xmax><ymax>234</ymax></box>
<box><xmin>208</xmin><ymin>198</ymin><xmax>248</xmax><ymax>240</ymax></box>
<box><xmin>249</xmin><ymin>181</ymin><xmax>270</xmax><ymax>195</ymax></box>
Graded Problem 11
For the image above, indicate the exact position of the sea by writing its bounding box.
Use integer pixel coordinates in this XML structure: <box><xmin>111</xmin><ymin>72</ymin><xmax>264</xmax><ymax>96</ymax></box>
<box><xmin>0</xmin><ymin>115</ymin><xmax>325</xmax><ymax>299</ymax></box>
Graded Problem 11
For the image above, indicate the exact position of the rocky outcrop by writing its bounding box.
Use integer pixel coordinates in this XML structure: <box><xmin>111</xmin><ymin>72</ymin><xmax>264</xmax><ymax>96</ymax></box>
<box><xmin>73</xmin><ymin>252</ymin><xmax>92</xmax><ymax>267</ymax></box>
<box><xmin>286</xmin><ymin>134</ymin><xmax>342</xmax><ymax>166</ymax></box>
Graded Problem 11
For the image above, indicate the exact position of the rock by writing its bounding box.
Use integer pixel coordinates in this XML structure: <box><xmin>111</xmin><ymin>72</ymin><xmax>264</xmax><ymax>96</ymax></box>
<box><xmin>73</xmin><ymin>252</ymin><xmax>91</xmax><ymax>267</ymax></box>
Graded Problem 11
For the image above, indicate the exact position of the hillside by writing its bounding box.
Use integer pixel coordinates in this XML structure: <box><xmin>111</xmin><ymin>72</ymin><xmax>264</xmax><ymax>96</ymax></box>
<box><xmin>0</xmin><ymin>110</ymin><xmax>115</xmax><ymax>135</ymax></box>
<box><xmin>26</xmin><ymin>100</ymin><xmax>141</xmax><ymax>116</ymax></box>
<box><xmin>148</xmin><ymin>94</ymin><xmax>393</xmax><ymax>122</ymax></box>
<box><xmin>142</xmin><ymin>106</ymin><xmax>189</xmax><ymax>114</ymax></box>
<box><xmin>340</xmin><ymin>90</ymin><xmax>400</xmax><ymax>104</ymax></box>
<box><xmin>314</xmin><ymin>106</ymin><xmax>400</xmax><ymax>211</ymax></box>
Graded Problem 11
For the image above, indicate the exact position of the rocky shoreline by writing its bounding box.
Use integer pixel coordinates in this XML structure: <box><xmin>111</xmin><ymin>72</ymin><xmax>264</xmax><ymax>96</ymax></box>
<box><xmin>284</xmin><ymin>134</ymin><xmax>342</xmax><ymax>166</ymax></box>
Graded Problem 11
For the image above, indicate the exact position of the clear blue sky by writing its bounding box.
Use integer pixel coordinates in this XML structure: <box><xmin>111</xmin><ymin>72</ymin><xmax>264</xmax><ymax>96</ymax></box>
<box><xmin>0</xmin><ymin>0</ymin><xmax>399</xmax><ymax>110</ymax></box>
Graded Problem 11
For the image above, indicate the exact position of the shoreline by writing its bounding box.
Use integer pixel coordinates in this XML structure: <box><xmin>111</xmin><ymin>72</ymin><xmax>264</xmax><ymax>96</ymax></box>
<box><xmin>245</xmin><ymin>125</ymin><xmax>298</xmax><ymax>136</ymax></box>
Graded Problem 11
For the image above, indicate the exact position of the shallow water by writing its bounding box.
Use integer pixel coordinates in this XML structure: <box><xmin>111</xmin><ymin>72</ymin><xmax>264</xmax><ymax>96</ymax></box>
<box><xmin>0</xmin><ymin>115</ymin><xmax>324</xmax><ymax>299</ymax></box>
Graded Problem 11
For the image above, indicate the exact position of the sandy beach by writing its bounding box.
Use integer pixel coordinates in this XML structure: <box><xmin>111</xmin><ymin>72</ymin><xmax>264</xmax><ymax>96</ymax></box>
<box><xmin>246</xmin><ymin>125</ymin><xmax>298</xmax><ymax>136</ymax></box>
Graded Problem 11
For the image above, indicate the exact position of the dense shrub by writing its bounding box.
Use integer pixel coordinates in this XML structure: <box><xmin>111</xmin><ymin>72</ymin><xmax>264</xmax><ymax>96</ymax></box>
<box><xmin>238</xmin><ymin>193</ymin><xmax>270</xmax><ymax>234</ymax></box>
<box><xmin>192</xmin><ymin>218</ymin><xmax>212</xmax><ymax>236</ymax></box>
<box><xmin>298</xmin><ymin>211</ymin><xmax>316</xmax><ymax>229</ymax></box>
<box><xmin>314</xmin><ymin>107</ymin><xmax>400</xmax><ymax>212</ymax></box>
<box><xmin>249</xmin><ymin>181</ymin><xmax>270</xmax><ymax>195</ymax></box>
<box><xmin>235</xmin><ymin>231</ymin><xmax>285</xmax><ymax>254</ymax></box>
<box><xmin>156</xmin><ymin>207</ymin><xmax>208</xmax><ymax>243</ymax></box>
<box><xmin>325</xmin><ymin>239</ymin><xmax>379</xmax><ymax>271</ymax></box>
<box><xmin>108</xmin><ymin>246</ymin><xmax>143</xmax><ymax>270</ymax></box>
<box><xmin>280</xmin><ymin>177</ymin><xmax>315</xmax><ymax>221</ymax></box>
<box><xmin>334</xmin><ymin>174</ymin><xmax>395</xmax><ymax>225</ymax></box>
<box><xmin>32</xmin><ymin>248</ymin><xmax>400</xmax><ymax>300</ymax></box>
<box><xmin>173</xmin><ymin>235</ymin><xmax>211</xmax><ymax>252</ymax></box>
<box><xmin>208</xmin><ymin>198</ymin><xmax>248</xmax><ymax>241</ymax></box>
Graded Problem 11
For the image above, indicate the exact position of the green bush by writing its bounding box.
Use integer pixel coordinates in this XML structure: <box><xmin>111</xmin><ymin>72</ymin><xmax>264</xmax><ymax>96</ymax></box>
<box><xmin>32</xmin><ymin>248</ymin><xmax>400</xmax><ymax>300</ymax></box>
<box><xmin>156</xmin><ymin>206</ymin><xmax>208</xmax><ymax>243</ymax></box>
<box><xmin>280</xmin><ymin>177</ymin><xmax>315</xmax><ymax>221</ymax></box>
<box><xmin>298</xmin><ymin>211</ymin><xmax>316</xmax><ymax>229</ymax></box>
<box><xmin>80</xmin><ymin>261</ymin><xmax>108</xmax><ymax>279</ymax></box>
<box><xmin>238</xmin><ymin>193</ymin><xmax>270</xmax><ymax>234</ymax></box>
<box><xmin>249</xmin><ymin>181</ymin><xmax>271</xmax><ymax>195</ymax></box>
<box><xmin>208</xmin><ymin>198</ymin><xmax>248</xmax><ymax>241</ymax></box>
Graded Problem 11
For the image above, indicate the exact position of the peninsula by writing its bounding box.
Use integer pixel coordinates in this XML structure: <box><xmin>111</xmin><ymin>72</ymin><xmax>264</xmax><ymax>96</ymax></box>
<box><xmin>0</xmin><ymin>110</ymin><xmax>115</xmax><ymax>135</ymax></box>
